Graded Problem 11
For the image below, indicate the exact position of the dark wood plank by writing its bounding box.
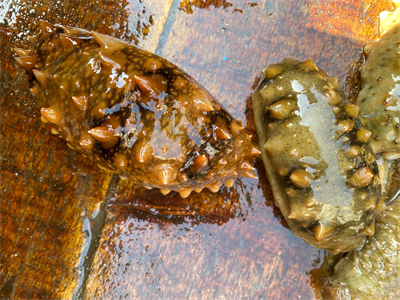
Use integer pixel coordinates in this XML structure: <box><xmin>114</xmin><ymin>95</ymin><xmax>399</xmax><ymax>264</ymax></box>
<box><xmin>0</xmin><ymin>0</ymin><xmax>392</xmax><ymax>299</ymax></box>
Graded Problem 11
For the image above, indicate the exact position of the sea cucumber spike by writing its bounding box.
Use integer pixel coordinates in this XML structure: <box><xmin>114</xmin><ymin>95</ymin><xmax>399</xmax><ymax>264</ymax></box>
<box><xmin>290</xmin><ymin>169</ymin><xmax>312</xmax><ymax>188</ymax></box>
<box><xmin>78</xmin><ymin>133</ymin><xmax>94</xmax><ymax>150</ymax></box>
<box><xmin>264</xmin><ymin>63</ymin><xmax>283</xmax><ymax>80</ymax></box>
<box><xmin>113</xmin><ymin>153</ymin><xmax>127</xmax><ymax>170</ymax></box>
<box><xmin>224</xmin><ymin>179</ymin><xmax>235</xmax><ymax>188</ymax></box>
<box><xmin>32</xmin><ymin>69</ymin><xmax>48</xmax><ymax>85</ymax></box>
<box><xmin>39</xmin><ymin>19</ymin><xmax>58</xmax><ymax>36</ymax></box>
<box><xmin>231</xmin><ymin>122</ymin><xmax>244</xmax><ymax>133</ymax></box>
<box><xmin>133</xmin><ymin>141</ymin><xmax>153</xmax><ymax>163</ymax></box>
<box><xmin>191</xmin><ymin>90</ymin><xmax>214</xmax><ymax>111</ymax></box>
<box><xmin>241</xmin><ymin>170</ymin><xmax>258</xmax><ymax>179</ymax></box>
<box><xmin>98</xmin><ymin>51</ymin><xmax>122</xmax><ymax>70</ymax></box>
<box><xmin>250</xmin><ymin>145</ymin><xmax>261</xmax><ymax>156</ymax></box>
<box><xmin>208</xmin><ymin>183</ymin><xmax>222</xmax><ymax>193</ymax></box>
<box><xmin>51</xmin><ymin>128</ymin><xmax>59</xmax><ymax>135</ymax></box>
<box><xmin>160</xmin><ymin>188</ymin><xmax>171</xmax><ymax>195</ymax></box>
<box><xmin>299</xmin><ymin>59</ymin><xmax>319</xmax><ymax>71</ymax></box>
<box><xmin>313</xmin><ymin>223</ymin><xmax>335</xmax><ymax>241</ymax></box>
<box><xmin>349</xmin><ymin>167</ymin><xmax>374</xmax><ymax>188</ymax></box>
<box><xmin>15</xmin><ymin>56</ymin><xmax>37</xmax><ymax>70</ymax></box>
<box><xmin>134</xmin><ymin>75</ymin><xmax>167</xmax><ymax>96</ymax></box>
<box><xmin>213</xmin><ymin>118</ymin><xmax>231</xmax><ymax>140</ymax></box>
<box><xmin>364</xmin><ymin>222</ymin><xmax>375</xmax><ymax>236</ymax></box>
<box><xmin>30</xmin><ymin>86</ymin><xmax>39</xmax><ymax>96</ymax></box>
<box><xmin>41</xmin><ymin>107</ymin><xmax>62</xmax><ymax>125</ymax></box>
<box><xmin>154</xmin><ymin>164</ymin><xmax>178</xmax><ymax>185</ymax></box>
<box><xmin>338</xmin><ymin>119</ymin><xmax>354</xmax><ymax>133</ymax></box>
<box><xmin>240</xmin><ymin>161</ymin><xmax>255</xmax><ymax>171</ymax></box>
<box><xmin>344</xmin><ymin>104</ymin><xmax>360</xmax><ymax>118</ymax></box>
<box><xmin>383</xmin><ymin>151</ymin><xmax>400</xmax><ymax>160</ymax></box>
<box><xmin>356</xmin><ymin>128</ymin><xmax>372</xmax><ymax>143</ymax></box>
<box><xmin>268</xmin><ymin>99</ymin><xmax>297</xmax><ymax>119</ymax></box>
<box><xmin>61</xmin><ymin>25</ymin><xmax>90</xmax><ymax>36</ymax></box>
<box><xmin>59</xmin><ymin>34</ymin><xmax>81</xmax><ymax>49</ymax></box>
<box><xmin>324</xmin><ymin>89</ymin><xmax>340</xmax><ymax>106</ymax></box>
<box><xmin>143</xmin><ymin>57</ymin><xmax>163</xmax><ymax>71</ymax></box>
<box><xmin>375</xmin><ymin>198</ymin><xmax>386</xmax><ymax>214</ymax></box>
<box><xmin>179</xmin><ymin>188</ymin><xmax>192</xmax><ymax>198</ymax></box>
<box><xmin>288</xmin><ymin>202</ymin><xmax>303</xmax><ymax>220</ymax></box>
<box><xmin>190</xmin><ymin>154</ymin><xmax>209</xmax><ymax>173</ymax></box>
<box><xmin>71</xmin><ymin>96</ymin><xmax>88</xmax><ymax>112</ymax></box>
<box><xmin>91</xmin><ymin>31</ymin><xmax>126</xmax><ymax>50</ymax></box>
<box><xmin>88</xmin><ymin>126</ymin><xmax>119</xmax><ymax>149</ymax></box>
<box><xmin>13</xmin><ymin>47</ymin><xmax>32</xmax><ymax>56</ymax></box>
<box><xmin>363</xmin><ymin>44</ymin><xmax>371</xmax><ymax>56</ymax></box>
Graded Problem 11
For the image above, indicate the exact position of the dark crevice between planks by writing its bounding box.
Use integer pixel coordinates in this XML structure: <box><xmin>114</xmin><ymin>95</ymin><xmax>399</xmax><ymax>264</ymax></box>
<box><xmin>154</xmin><ymin>0</ymin><xmax>181</xmax><ymax>56</ymax></box>
<box><xmin>72</xmin><ymin>173</ymin><xmax>120</xmax><ymax>300</ymax></box>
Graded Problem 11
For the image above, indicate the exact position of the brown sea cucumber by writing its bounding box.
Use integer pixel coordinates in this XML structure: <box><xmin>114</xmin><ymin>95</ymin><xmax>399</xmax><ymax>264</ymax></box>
<box><xmin>252</xmin><ymin>58</ymin><xmax>383</xmax><ymax>253</ymax></box>
<box><xmin>14</xmin><ymin>20</ymin><xmax>260</xmax><ymax>198</ymax></box>
<box><xmin>322</xmin><ymin>7</ymin><xmax>400</xmax><ymax>299</ymax></box>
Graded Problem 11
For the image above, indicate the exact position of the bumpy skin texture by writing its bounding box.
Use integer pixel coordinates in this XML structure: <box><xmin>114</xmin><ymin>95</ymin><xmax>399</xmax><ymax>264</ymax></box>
<box><xmin>322</xmin><ymin>9</ymin><xmax>400</xmax><ymax>299</ymax></box>
<box><xmin>14</xmin><ymin>20</ymin><xmax>260</xmax><ymax>198</ymax></box>
<box><xmin>252</xmin><ymin>59</ymin><xmax>382</xmax><ymax>253</ymax></box>
<box><xmin>322</xmin><ymin>173</ymin><xmax>400</xmax><ymax>300</ymax></box>
<box><xmin>357</xmin><ymin>11</ymin><xmax>400</xmax><ymax>156</ymax></box>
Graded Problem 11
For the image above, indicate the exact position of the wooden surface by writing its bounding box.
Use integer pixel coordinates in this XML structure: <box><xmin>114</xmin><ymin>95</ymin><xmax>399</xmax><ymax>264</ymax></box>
<box><xmin>0</xmin><ymin>0</ymin><xmax>392</xmax><ymax>299</ymax></box>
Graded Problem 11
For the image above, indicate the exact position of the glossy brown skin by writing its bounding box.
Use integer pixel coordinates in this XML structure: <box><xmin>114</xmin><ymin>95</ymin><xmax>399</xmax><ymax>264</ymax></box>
<box><xmin>14</xmin><ymin>20</ymin><xmax>260</xmax><ymax>198</ymax></box>
<box><xmin>252</xmin><ymin>59</ymin><xmax>382</xmax><ymax>253</ymax></box>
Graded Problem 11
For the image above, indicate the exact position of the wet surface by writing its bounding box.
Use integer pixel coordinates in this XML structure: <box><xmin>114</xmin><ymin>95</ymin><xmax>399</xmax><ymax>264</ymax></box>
<box><xmin>0</xmin><ymin>0</ymin><xmax>393</xmax><ymax>299</ymax></box>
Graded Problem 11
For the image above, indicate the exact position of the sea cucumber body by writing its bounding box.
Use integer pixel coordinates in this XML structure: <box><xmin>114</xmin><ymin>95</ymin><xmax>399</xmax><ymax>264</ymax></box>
<box><xmin>322</xmin><ymin>187</ymin><xmax>400</xmax><ymax>300</ymax></box>
<box><xmin>322</xmin><ymin>9</ymin><xmax>400</xmax><ymax>299</ymax></box>
<box><xmin>252</xmin><ymin>59</ymin><xmax>382</xmax><ymax>253</ymax></box>
<box><xmin>357</xmin><ymin>12</ymin><xmax>400</xmax><ymax>156</ymax></box>
<box><xmin>15</xmin><ymin>20</ymin><xmax>259</xmax><ymax>198</ymax></box>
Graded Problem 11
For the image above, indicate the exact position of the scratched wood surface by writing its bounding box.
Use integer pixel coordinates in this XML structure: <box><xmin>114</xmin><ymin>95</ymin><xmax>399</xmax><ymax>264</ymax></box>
<box><xmin>0</xmin><ymin>0</ymin><xmax>392</xmax><ymax>299</ymax></box>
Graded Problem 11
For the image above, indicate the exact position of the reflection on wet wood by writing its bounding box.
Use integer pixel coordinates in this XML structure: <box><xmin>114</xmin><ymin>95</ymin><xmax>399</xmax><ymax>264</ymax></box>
<box><xmin>0</xmin><ymin>0</ymin><xmax>393</xmax><ymax>299</ymax></box>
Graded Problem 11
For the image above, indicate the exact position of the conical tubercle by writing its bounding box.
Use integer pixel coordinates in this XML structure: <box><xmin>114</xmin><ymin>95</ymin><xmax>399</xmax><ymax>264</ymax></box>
<box><xmin>41</xmin><ymin>107</ymin><xmax>62</xmax><ymax>125</ymax></box>
<box><xmin>60</xmin><ymin>34</ymin><xmax>81</xmax><ymax>49</ymax></box>
<box><xmin>91</xmin><ymin>31</ymin><xmax>127</xmax><ymax>51</ymax></box>
<box><xmin>39</xmin><ymin>19</ymin><xmax>58</xmax><ymax>36</ymax></box>
<box><xmin>33</xmin><ymin>69</ymin><xmax>48</xmax><ymax>85</ymax></box>
<box><xmin>98</xmin><ymin>51</ymin><xmax>122</xmax><ymax>70</ymax></box>
<box><xmin>14</xmin><ymin>47</ymin><xmax>32</xmax><ymax>57</ymax></box>
<box><xmin>15</xmin><ymin>56</ymin><xmax>37</xmax><ymax>70</ymax></box>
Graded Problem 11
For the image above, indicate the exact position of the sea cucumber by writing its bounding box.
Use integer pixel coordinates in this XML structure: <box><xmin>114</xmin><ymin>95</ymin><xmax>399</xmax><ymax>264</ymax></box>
<box><xmin>14</xmin><ymin>20</ymin><xmax>260</xmax><ymax>198</ymax></box>
<box><xmin>357</xmin><ymin>13</ymin><xmax>400</xmax><ymax>157</ymax></box>
<box><xmin>252</xmin><ymin>58</ymin><xmax>383</xmax><ymax>253</ymax></box>
<box><xmin>322</xmin><ymin>7</ymin><xmax>400</xmax><ymax>299</ymax></box>
<box><xmin>322</xmin><ymin>176</ymin><xmax>400</xmax><ymax>300</ymax></box>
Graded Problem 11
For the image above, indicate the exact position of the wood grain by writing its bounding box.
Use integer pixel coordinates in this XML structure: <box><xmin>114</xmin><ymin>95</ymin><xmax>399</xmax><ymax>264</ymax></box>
<box><xmin>0</xmin><ymin>0</ymin><xmax>392</xmax><ymax>299</ymax></box>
